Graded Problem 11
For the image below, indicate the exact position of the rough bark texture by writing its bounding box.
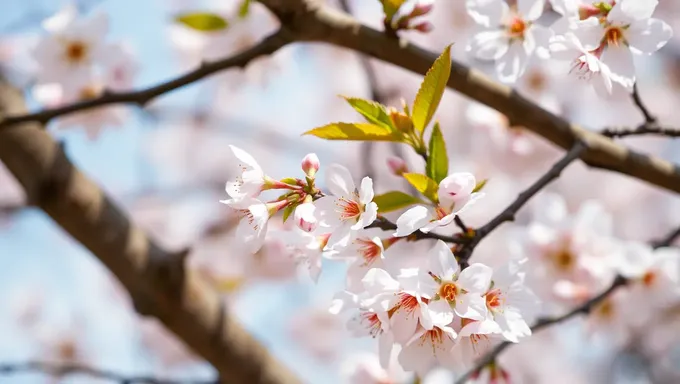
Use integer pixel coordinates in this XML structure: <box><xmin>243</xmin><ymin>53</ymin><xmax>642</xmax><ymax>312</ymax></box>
<box><xmin>0</xmin><ymin>78</ymin><xmax>300</xmax><ymax>384</ymax></box>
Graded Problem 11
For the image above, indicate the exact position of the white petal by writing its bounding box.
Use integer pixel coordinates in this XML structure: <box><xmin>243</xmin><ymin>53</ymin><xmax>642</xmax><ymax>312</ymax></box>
<box><xmin>495</xmin><ymin>41</ymin><xmax>529</xmax><ymax>83</ymax></box>
<box><xmin>42</xmin><ymin>3</ymin><xmax>78</xmax><ymax>32</ymax></box>
<box><xmin>378</xmin><ymin>332</ymin><xmax>394</xmax><ymax>370</ymax></box>
<box><xmin>229</xmin><ymin>145</ymin><xmax>262</xmax><ymax>172</ymax></box>
<box><xmin>468</xmin><ymin>29</ymin><xmax>510</xmax><ymax>61</ymax></box>
<box><xmin>518</xmin><ymin>0</ymin><xmax>544</xmax><ymax>21</ymax></box>
<box><xmin>328</xmin><ymin>290</ymin><xmax>358</xmax><ymax>314</ymax></box>
<box><xmin>438</xmin><ymin>172</ymin><xmax>476</xmax><ymax>207</ymax></box>
<box><xmin>609</xmin><ymin>0</ymin><xmax>658</xmax><ymax>24</ymax></box>
<box><xmin>325</xmin><ymin>163</ymin><xmax>356</xmax><ymax>197</ymax></box>
<box><xmin>427</xmin><ymin>299</ymin><xmax>455</xmax><ymax>326</ymax></box>
<box><xmin>529</xmin><ymin>25</ymin><xmax>553</xmax><ymax>59</ymax></box>
<box><xmin>353</xmin><ymin>202</ymin><xmax>378</xmax><ymax>230</ymax></box>
<box><xmin>359</xmin><ymin>177</ymin><xmax>374</xmax><ymax>205</ymax></box>
<box><xmin>394</xmin><ymin>205</ymin><xmax>432</xmax><ymax>237</ymax></box>
<box><xmin>314</xmin><ymin>196</ymin><xmax>342</xmax><ymax>228</ymax></box>
<box><xmin>458</xmin><ymin>263</ymin><xmax>493</xmax><ymax>293</ymax></box>
<box><xmin>617</xmin><ymin>241</ymin><xmax>654</xmax><ymax>278</ymax></box>
<box><xmin>390</xmin><ymin>310</ymin><xmax>419</xmax><ymax>344</ymax></box>
<box><xmin>573</xmin><ymin>17</ymin><xmax>605</xmax><ymax>51</ymax></box>
<box><xmin>626</xmin><ymin>18</ymin><xmax>673</xmax><ymax>55</ymax></box>
<box><xmin>294</xmin><ymin>203</ymin><xmax>318</xmax><ymax>233</ymax></box>
<box><xmin>548</xmin><ymin>0</ymin><xmax>578</xmax><ymax>17</ymax></box>
<box><xmin>466</xmin><ymin>0</ymin><xmax>508</xmax><ymax>28</ymax></box>
<box><xmin>454</xmin><ymin>293</ymin><xmax>487</xmax><ymax>320</ymax></box>
<box><xmin>82</xmin><ymin>10</ymin><xmax>110</xmax><ymax>43</ymax></box>
<box><xmin>600</xmin><ymin>45</ymin><xmax>636</xmax><ymax>91</ymax></box>
<box><xmin>428</xmin><ymin>240</ymin><xmax>460</xmax><ymax>278</ymax></box>
<box><xmin>458</xmin><ymin>318</ymin><xmax>502</xmax><ymax>337</ymax></box>
<box><xmin>362</xmin><ymin>268</ymin><xmax>400</xmax><ymax>294</ymax></box>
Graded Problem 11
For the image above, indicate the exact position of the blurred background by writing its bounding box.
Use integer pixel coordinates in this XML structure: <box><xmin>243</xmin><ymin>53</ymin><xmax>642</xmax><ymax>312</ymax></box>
<box><xmin>0</xmin><ymin>0</ymin><xmax>680</xmax><ymax>383</ymax></box>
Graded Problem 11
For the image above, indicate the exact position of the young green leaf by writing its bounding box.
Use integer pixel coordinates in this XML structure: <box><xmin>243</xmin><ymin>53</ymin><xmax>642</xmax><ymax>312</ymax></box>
<box><xmin>403</xmin><ymin>173</ymin><xmax>439</xmax><ymax>203</ymax></box>
<box><xmin>472</xmin><ymin>179</ymin><xmax>488</xmax><ymax>193</ymax></box>
<box><xmin>426</xmin><ymin>122</ymin><xmax>449</xmax><ymax>183</ymax></box>
<box><xmin>381</xmin><ymin>0</ymin><xmax>407</xmax><ymax>21</ymax></box>
<box><xmin>411</xmin><ymin>45</ymin><xmax>452</xmax><ymax>133</ymax></box>
<box><xmin>343</xmin><ymin>97</ymin><xmax>395</xmax><ymax>131</ymax></box>
<box><xmin>282</xmin><ymin>204</ymin><xmax>295</xmax><ymax>223</ymax></box>
<box><xmin>238</xmin><ymin>0</ymin><xmax>252</xmax><ymax>18</ymax></box>
<box><xmin>176</xmin><ymin>12</ymin><xmax>228</xmax><ymax>32</ymax></box>
<box><xmin>373</xmin><ymin>191</ymin><xmax>425</xmax><ymax>213</ymax></box>
<box><xmin>303</xmin><ymin>123</ymin><xmax>403</xmax><ymax>142</ymax></box>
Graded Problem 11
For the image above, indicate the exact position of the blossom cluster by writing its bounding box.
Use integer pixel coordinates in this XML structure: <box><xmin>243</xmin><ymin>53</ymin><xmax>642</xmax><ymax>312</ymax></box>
<box><xmin>466</xmin><ymin>0</ymin><xmax>673</xmax><ymax>97</ymax></box>
<box><xmin>30</xmin><ymin>4</ymin><xmax>138</xmax><ymax>138</ymax></box>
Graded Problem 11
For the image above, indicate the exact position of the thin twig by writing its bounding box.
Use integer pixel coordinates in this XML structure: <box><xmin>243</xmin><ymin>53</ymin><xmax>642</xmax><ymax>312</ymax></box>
<box><xmin>459</xmin><ymin>142</ymin><xmax>587</xmax><ymax>261</ymax></box>
<box><xmin>454</xmin><ymin>216</ymin><xmax>468</xmax><ymax>234</ymax></box>
<box><xmin>368</xmin><ymin>216</ymin><xmax>468</xmax><ymax>244</ymax></box>
<box><xmin>454</xmin><ymin>275</ymin><xmax>629</xmax><ymax>384</ymax></box>
<box><xmin>651</xmin><ymin>225</ymin><xmax>680</xmax><ymax>248</ymax></box>
<box><xmin>601</xmin><ymin>124</ymin><xmax>680</xmax><ymax>139</ymax></box>
<box><xmin>0</xmin><ymin>30</ymin><xmax>290</xmax><ymax>128</ymax></box>
<box><xmin>0</xmin><ymin>361</ymin><xmax>216</xmax><ymax>384</ymax></box>
<box><xmin>631</xmin><ymin>84</ymin><xmax>656</xmax><ymax>124</ymax></box>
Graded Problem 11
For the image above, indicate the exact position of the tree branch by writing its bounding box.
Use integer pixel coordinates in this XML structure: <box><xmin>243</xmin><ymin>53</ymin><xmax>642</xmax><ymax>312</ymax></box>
<box><xmin>0</xmin><ymin>30</ymin><xmax>291</xmax><ymax>127</ymax></box>
<box><xmin>256</xmin><ymin>0</ymin><xmax>680</xmax><ymax>194</ymax></box>
<box><xmin>651</xmin><ymin>225</ymin><xmax>680</xmax><ymax>249</ymax></box>
<box><xmin>602</xmin><ymin>124</ymin><xmax>680</xmax><ymax>139</ymax></box>
<box><xmin>453</xmin><ymin>275</ymin><xmax>629</xmax><ymax>384</ymax></box>
<box><xmin>0</xmin><ymin>361</ymin><xmax>216</xmax><ymax>384</ymax></box>
<box><xmin>631</xmin><ymin>84</ymin><xmax>656</xmax><ymax>124</ymax></box>
<box><xmin>0</xmin><ymin>77</ymin><xmax>299</xmax><ymax>384</ymax></box>
<box><xmin>458</xmin><ymin>142</ymin><xmax>587</xmax><ymax>261</ymax></box>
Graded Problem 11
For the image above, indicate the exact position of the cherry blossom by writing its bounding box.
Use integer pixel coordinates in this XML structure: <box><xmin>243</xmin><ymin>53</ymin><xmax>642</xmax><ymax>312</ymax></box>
<box><xmin>395</xmin><ymin>172</ymin><xmax>483</xmax><ymax>237</ymax></box>
<box><xmin>570</xmin><ymin>0</ymin><xmax>673</xmax><ymax>93</ymax></box>
<box><xmin>315</xmin><ymin>164</ymin><xmax>378</xmax><ymax>248</ymax></box>
<box><xmin>397</xmin><ymin>322</ymin><xmax>457</xmax><ymax>377</ymax></box>
<box><xmin>466</xmin><ymin>0</ymin><xmax>553</xmax><ymax>83</ymax></box>
<box><xmin>32</xmin><ymin>4</ymin><xmax>111</xmax><ymax>88</ymax></box>
<box><xmin>294</xmin><ymin>202</ymin><xmax>319</xmax><ymax>233</ymax></box>
<box><xmin>450</xmin><ymin>317</ymin><xmax>503</xmax><ymax>369</ymax></box>
<box><xmin>417</xmin><ymin>241</ymin><xmax>493</xmax><ymax>323</ymax></box>
<box><xmin>221</xmin><ymin>145</ymin><xmax>266</xmax><ymax>204</ymax></box>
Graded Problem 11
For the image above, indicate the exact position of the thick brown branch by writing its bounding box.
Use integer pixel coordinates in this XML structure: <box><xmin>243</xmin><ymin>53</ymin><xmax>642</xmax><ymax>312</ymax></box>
<box><xmin>453</xmin><ymin>275</ymin><xmax>629</xmax><ymax>384</ymax></box>
<box><xmin>257</xmin><ymin>0</ymin><xmax>680</xmax><ymax>194</ymax></box>
<box><xmin>0</xmin><ymin>30</ymin><xmax>291</xmax><ymax>127</ymax></box>
<box><xmin>652</xmin><ymin>225</ymin><xmax>680</xmax><ymax>248</ymax></box>
<box><xmin>0</xmin><ymin>361</ymin><xmax>215</xmax><ymax>384</ymax></box>
<box><xmin>0</xmin><ymin>78</ymin><xmax>299</xmax><ymax>384</ymax></box>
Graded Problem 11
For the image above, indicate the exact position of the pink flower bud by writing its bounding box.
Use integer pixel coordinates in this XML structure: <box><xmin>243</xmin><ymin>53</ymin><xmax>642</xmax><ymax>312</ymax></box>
<box><xmin>387</xmin><ymin>156</ymin><xmax>408</xmax><ymax>176</ymax></box>
<box><xmin>410</xmin><ymin>3</ymin><xmax>434</xmax><ymax>18</ymax></box>
<box><xmin>578</xmin><ymin>4</ymin><xmax>602</xmax><ymax>20</ymax></box>
<box><xmin>413</xmin><ymin>21</ymin><xmax>433</xmax><ymax>33</ymax></box>
<box><xmin>301</xmin><ymin>153</ymin><xmax>320</xmax><ymax>178</ymax></box>
<box><xmin>294</xmin><ymin>203</ymin><xmax>318</xmax><ymax>232</ymax></box>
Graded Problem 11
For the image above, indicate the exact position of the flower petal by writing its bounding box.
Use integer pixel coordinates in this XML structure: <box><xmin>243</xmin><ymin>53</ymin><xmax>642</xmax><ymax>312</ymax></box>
<box><xmin>394</xmin><ymin>205</ymin><xmax>432</xmax><ymax>237</ymax></box>
<box><xmin>454</xmin><ymin>293</ymin><xmax>487</xmax><ymax>320</ymax></box>
<box><xmin>354</xmin><ymin>202</ymin><xmax>378</xmax><ymax>230</ymax></box>
<box><xmin>359</xmin><ymin>177</ymin><xmax>375</xmax><ymax>205</ymax></box>
<box><xmin>427</xmin><ymin>299</ymin><xmax>455</xmax><ymax>326</ymax></box>
<box><xmin>518</xmin><ymin>0</ymin><xmax>544</xmax><ymax>21</ymax></box>
<box><xmin>428</xmin><ymin>240</ymin><xmax>460</xmax><ymax>278</ymax></box>
<box><xmin>573</xmin><ymin>17</ymin><xmax>605</xmax><ymax>51</ymax></box>
<box><xmin>626</xmin><ymin>18</ymin><xmax>673</xmax><ymax>55</ymax></box>
<box><xmin>458</xmin><ymin>263</ymin><xmax>493</xmax><ymax>293</ymax></box>
<box><xmin>495</xmin><ymin>41</ymin><xmax>529</xmax><ymax>83</ymax></box>
<box><xmin>468</xmin><ymin>29</ymin><xmax>510</xmax><ymax>61</ymax></box>
<box><xmin>325</xmin><ymin>163</ymin><xmax>356</xmax><ymax>197</ymax></box>
<box><xmin>609</xmin><ymin>0</ymin><xmax>658</xmax><ymax>24</ymax></box>
<box><xmin>466</xmin><ymin>0</ymin><xmax>508</xmax><ymax>28</ymax></box>
<box><xmin>600</xmin><ymin>44</ymin><xmax>636</xmax><ymax>92</ymax></box>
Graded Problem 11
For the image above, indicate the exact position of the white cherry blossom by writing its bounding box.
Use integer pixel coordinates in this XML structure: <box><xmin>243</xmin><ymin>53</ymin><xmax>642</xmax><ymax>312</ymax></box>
<box><xmin>571</xmin><ymin>0</ymin><xmax>673</xmax><ymax>93</ymax></box>
<box><xmin>394</xmin><ymin>172</ymin><xmax>483</xmax><ymax>237</ymax></box>
<box><xmin>32</xmin><ymin>4</ymin><xmax>111</xmax><ymax>88</ymax></box>
<box><xmin>466</xmin><ymin>0</ymin><xmax>553</xmax><ymax>83</ymax></box>
<box><xmin>221</xmin><ymin>145</ymin><xmax>266</xmax><ymax>205</ymax></box>
<box><xmin>315</xmin><ymin>164</ymin><xmax>378</xmax><ymax>248</ymax></box>
<box><xmin>416</xmin><ymin>241</ymin><xmax>492</xmax><ymax>323</ymax></box>
<box><xmin>397</xmin><ymin>322</ymin><xmax>457</xmax><ymax>377</ymax></box>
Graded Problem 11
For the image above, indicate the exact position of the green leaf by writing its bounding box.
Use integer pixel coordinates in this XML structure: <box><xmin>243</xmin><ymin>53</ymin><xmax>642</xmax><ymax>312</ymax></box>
<box><xmin>373</xmin><ymin>191</ymin><xmax>424</xmax><ymax>213</ymax></box>
<box><xmin>403</xmin><ymin>173</ymin><xmax>439</xmax><ymax>203</ymax></box>
<box><xmin>472</xmin><ymin>179</ymin><xmax>488</xmax><ymax>193</ymax></box>
<box><xmin>381</xmin><ymin>0</ymin><xmax>406</xmax><ymax>20</ymax></box>
<box><xmin>280</xmin><ymin>177</ymin><xmax>298</xmax><ymax>186</ymax></box>
<box><xmin>426</xmin><ymin>122</ymin><xmax>449</xmax><ymax>183</ymax></box>
<box><xmin>176</xmin><ymin>12</ymin><xmax>228</xmax><ymax>32</ymax></box>
<box><xmin>411</xmin><ymin>45</ymin><xmax>452</xmax><ymax>133</ymax></box>
<box><xmin>282</xmin><ymin>204</ymin><xmax>295</xmax><ymax>223</ymax></box>
<box><xmin>343</xmin><ymin>97</ymin><xmax>395</xmax><ymax>131</ymax></box>
<box><xmin>238</xmin><ymin>0</ymin><xmax>252</xmax><ymax>18</ymax></box>
<box><xmin>303</xmin><ymin>123</ymin><xmax>403</xmax><ymax>142</ymax></box>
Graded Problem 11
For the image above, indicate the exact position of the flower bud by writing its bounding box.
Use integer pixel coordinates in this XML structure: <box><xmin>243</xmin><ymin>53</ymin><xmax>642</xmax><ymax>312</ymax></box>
<box><xmin>387</xmin><ymin>156</ymin><xmax>408</xmax><ymax>176</ymax></box>
<box><xmin>579</xmin><ymin>3</ymin><xmax>603</xmax><ymax>20</ymax></box>
<box><xmin>301</xmin><ymin>153</ymin><xmax>320</xmax><ymax>178</ymax></box>
<box><xmin>410</xmin><ymin>2</ymin><xmax>434</xmax><ymax>18</ymax></box>
<box><xmin>412</xmin><ymin>21</ymin><xmax>433</xmax><ymax>33</ymax></box>
<box><xmin>294</xmin><ymin>203</ymin><xmax>318</xmax><ymax>232</ymax></box>
<box><xmin>389</xmin><ymin>108</ymin><xmax>414</xmax><ymax>134</ymax></box>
